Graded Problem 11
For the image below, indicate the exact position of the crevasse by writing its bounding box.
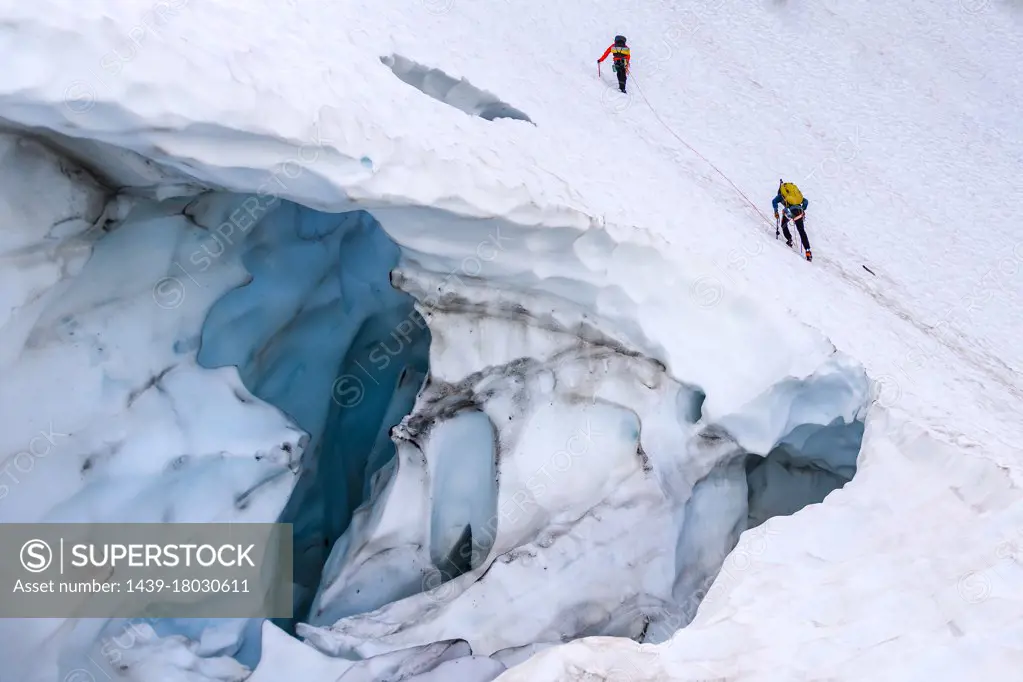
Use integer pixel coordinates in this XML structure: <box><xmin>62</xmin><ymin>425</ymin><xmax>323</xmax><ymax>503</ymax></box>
<box><xmin>0</xmin><ymin>132</ymin><xmax>866</xmax><ymax>682</ymax></box>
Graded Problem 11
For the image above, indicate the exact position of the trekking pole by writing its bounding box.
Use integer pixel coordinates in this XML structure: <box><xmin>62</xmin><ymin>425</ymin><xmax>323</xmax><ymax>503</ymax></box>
<box><xmin>775</xmin><ymin>179</ymin><xmax>783</xmax><ymax>240</ymax></box>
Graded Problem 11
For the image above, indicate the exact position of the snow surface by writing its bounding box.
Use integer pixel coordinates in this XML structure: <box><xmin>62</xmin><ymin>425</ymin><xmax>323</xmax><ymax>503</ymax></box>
<box><xmin>0</xmin><ymin>0</ymin><xmax>1021</xmax><ymax>680</ymax></box>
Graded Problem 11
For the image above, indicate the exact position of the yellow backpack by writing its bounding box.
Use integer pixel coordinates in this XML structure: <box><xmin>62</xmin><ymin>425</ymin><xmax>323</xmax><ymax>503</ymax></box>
<box><xmin>779</xmin><ymin>182</ymin><xmax>803</xmax><ymax>206</ymax></box>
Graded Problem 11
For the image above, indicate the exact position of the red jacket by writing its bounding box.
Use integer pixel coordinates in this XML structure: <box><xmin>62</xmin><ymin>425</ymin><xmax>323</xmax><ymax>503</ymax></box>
<box><xmin>598</xmin><ymin>44</ymin><xmax>631</xmax><ymax>70</ymax></box>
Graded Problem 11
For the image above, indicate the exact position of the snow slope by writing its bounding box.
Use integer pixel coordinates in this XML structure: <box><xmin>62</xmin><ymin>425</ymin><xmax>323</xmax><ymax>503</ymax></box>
<box><xmin>0</xmin><ymin>0</ymin><xmax>1021</xmax><ymax>680</ymax></box>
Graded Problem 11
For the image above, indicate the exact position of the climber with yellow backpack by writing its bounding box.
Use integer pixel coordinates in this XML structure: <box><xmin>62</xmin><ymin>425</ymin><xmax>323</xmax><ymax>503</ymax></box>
<box><xmin>773</xmin><ymin>180</ymin><xmax>812</xmax><ymax>262</ymax></box>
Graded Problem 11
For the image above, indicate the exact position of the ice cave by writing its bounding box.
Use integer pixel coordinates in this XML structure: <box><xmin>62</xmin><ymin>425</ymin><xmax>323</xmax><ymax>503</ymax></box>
<box><xmin>0</xmin><ymin>129</ymin><xmax>870</xmax><ymax>681</ymax></box>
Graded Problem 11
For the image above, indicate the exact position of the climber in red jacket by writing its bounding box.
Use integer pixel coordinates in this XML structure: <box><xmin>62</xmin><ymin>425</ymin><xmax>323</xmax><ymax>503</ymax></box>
<box><xmin>598</xmin><ymin>35</ymin><xmax>631</xmax><ymax>93</ymax></box>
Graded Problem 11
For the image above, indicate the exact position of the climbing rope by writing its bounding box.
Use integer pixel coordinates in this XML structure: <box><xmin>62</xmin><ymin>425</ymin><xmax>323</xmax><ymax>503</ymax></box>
<box><xmin>630</xmin><ymin>74</ymin><xmax>777</xmax><ymax>231</ymax></box>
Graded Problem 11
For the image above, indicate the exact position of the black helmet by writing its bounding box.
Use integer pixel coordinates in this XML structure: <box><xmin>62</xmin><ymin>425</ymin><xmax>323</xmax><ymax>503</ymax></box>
<box><xmin>615</xmin><ymin>35</ymin><xmax>627</xmax><ymax>46</ymax></box>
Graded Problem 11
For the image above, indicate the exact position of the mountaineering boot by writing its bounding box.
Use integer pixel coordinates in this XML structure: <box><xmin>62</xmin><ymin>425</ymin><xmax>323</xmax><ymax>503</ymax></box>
<box><xmin>786</xmin><ymin>239</ymin><xmax>793</xmax><ymax>248</ymax></box>
<box><xmin>805</xmin><ymin>249</ymin><xmax>813</xmax><ymax>262</ymax></box>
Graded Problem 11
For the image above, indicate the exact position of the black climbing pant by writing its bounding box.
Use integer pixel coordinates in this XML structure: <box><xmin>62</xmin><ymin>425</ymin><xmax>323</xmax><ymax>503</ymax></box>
<box><xmin>614</xmin><ymin>63</ymin><xmax>628</xmax><ymax>92</ymax></box>
<box><xmin>781</xmin><ymin>212</ymin><xmax>810</xmax><ymax>250</ymax></box>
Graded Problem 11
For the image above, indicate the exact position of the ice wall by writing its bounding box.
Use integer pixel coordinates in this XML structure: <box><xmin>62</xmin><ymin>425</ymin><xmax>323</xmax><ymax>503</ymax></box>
<box><xmin>297</xmin><ymin>223</ymin><xmax>870</xmax><ymax>658</ymax></box>
<box><xmin>0</xmin><ymin>131</ymin><xmax>438</xmax><ymax>679</ymax></box>
<box><xmin>0</xmin><ymin>134</ymin><xmax>305</xmax><ymax>682</ymax></box>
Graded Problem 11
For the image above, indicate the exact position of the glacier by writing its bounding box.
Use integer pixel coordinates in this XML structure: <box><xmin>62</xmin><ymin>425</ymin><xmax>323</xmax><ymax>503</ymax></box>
<box><xmin>0</xmin><ymin>0</ymin><xmax>1021</xmax><ymax>680</ymax></box>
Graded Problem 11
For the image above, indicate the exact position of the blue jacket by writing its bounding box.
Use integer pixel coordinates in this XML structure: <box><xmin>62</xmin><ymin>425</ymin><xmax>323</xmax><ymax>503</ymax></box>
<box><xmin>773</xmin><ymin>192</ymin><xmax>808</xmax><ymax>214</ymax></box>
